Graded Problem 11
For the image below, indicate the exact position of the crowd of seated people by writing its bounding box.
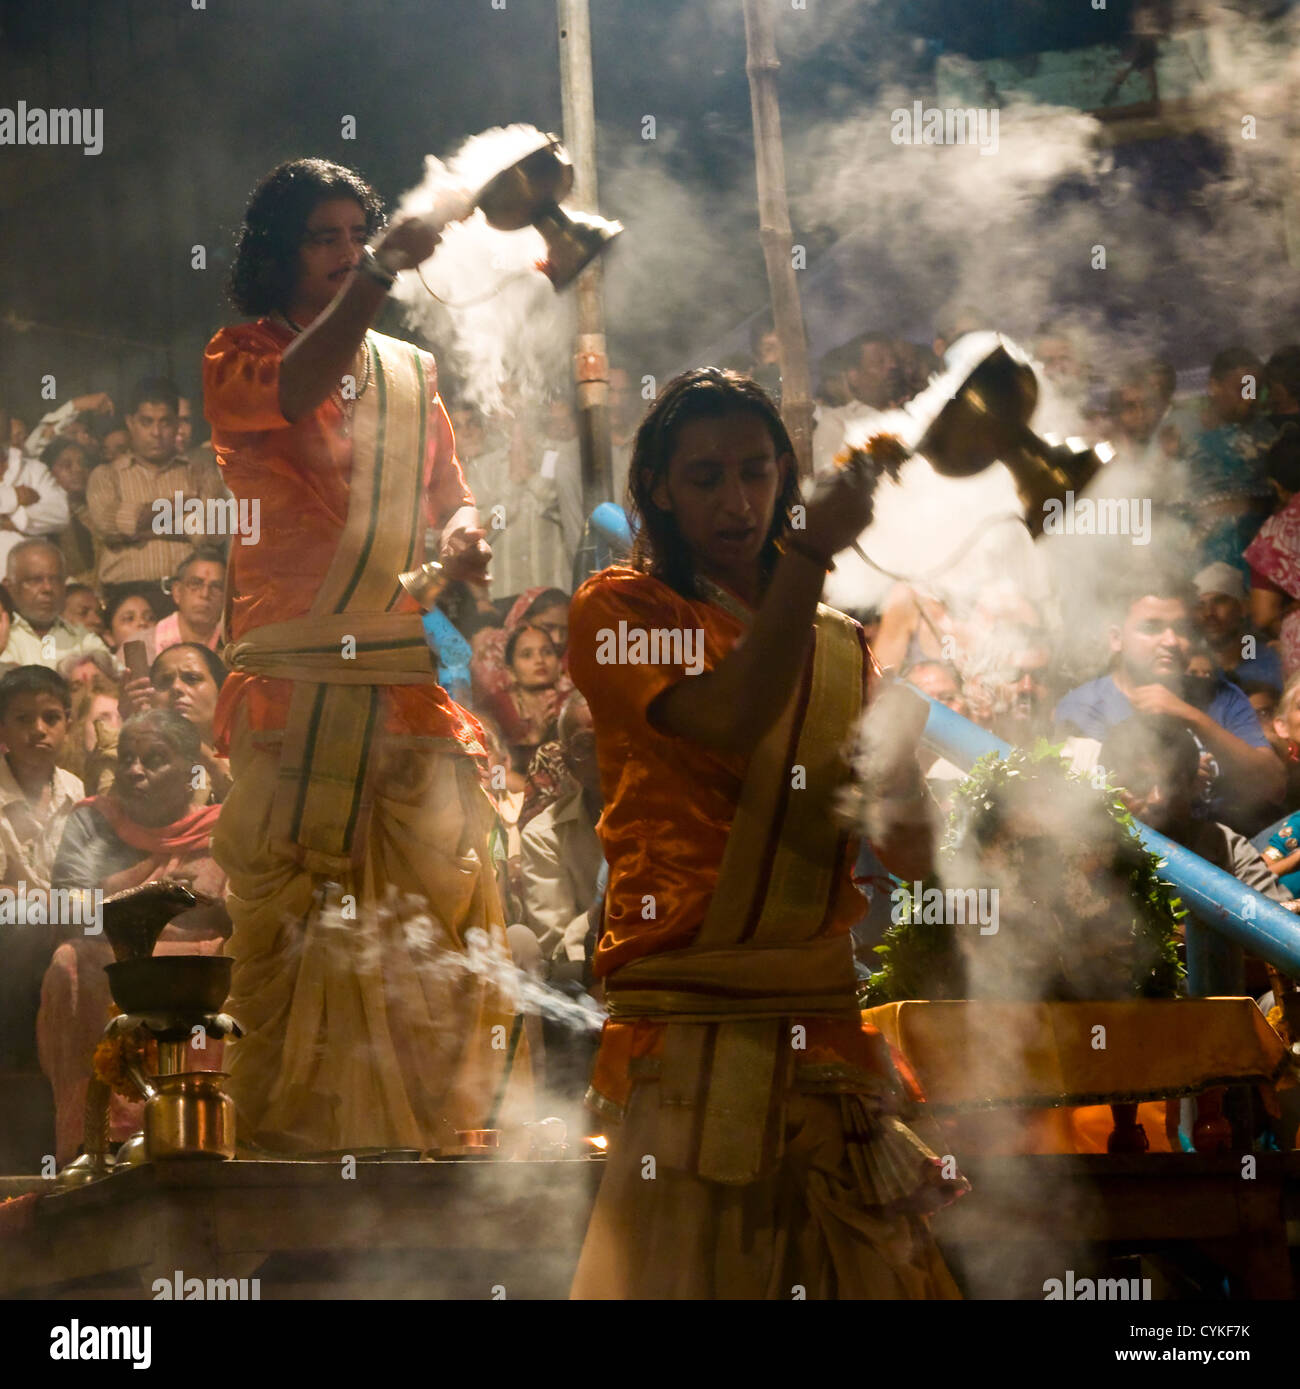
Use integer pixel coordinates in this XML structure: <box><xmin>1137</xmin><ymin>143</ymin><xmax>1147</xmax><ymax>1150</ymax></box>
<box><xmin>13</xmin><ymin>313</ymin><xmax>1300</xmax><ymax>1170</ymax></box>
<box><xmin>0</xmin><ymin>373</ymin><xmax>237</xmax><ymax>1169</ymax></box>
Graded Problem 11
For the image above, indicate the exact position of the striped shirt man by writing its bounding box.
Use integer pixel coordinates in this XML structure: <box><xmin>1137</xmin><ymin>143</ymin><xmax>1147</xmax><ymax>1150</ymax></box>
<box><xmin>85</xmin><ymin>451</ymin><xmax>226</xmax><ymax>587</ymax></box>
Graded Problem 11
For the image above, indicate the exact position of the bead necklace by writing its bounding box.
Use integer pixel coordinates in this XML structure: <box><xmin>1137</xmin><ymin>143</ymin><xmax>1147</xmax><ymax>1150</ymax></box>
<box><xmin>275</xmin><ymin>312</ymin><xmax>371</xmax><ymax>435</ymax></box>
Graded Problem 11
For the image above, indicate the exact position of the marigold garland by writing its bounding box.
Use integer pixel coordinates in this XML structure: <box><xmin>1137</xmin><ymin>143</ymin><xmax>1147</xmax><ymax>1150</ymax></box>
<box><xmin>861</xmin><ymin>740</ymin><xmax>1186</xmax><ymax>1006</ymax></box>
<box><xmin>91</xmin><ymin>1007</ymin><xmax>158</xmax><ymax>1100</ymax></box>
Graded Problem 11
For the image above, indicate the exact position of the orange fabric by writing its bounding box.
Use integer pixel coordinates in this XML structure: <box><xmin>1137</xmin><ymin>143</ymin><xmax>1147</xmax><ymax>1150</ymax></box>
<box><xmin>569</xmin><ymin>566</ymin><xmax>873</xmax><ymax>1110</ymax></box>
<box><xmin>1067</xmin><ymin>1101</ymin><xmax>1175</xmax><ymax>1153</ymax></box>
<box><xmin>589</xmin><ymin>1015</ymin><xmax>922</xmax><ymax>1116</ymax></box>
<box><xmin>568</xmin><ymin>566</ymin><xmax>869</xmax><ymax>978</ymax></box>
<box><xmin>202</xmin><ymin>317</ymin><xmax>482</xmax><ymax>755</ymax></box>
<box><xmin>81</xmin><ymin>795</ymin><xmax>221</xmax><ymax>857</ymax></box>
<box><xmin>935</xmin><ymin>1102</ymin><xmax>1176</xmax><ymax>1156</ymax></box>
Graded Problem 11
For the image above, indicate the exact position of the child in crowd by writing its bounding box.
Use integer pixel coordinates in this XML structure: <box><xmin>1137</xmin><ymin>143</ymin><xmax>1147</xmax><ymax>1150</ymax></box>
<box><xmin>104</xmin><ymin>589</ymin><xmax>157</xmax><ymax>655</ymax></box>
<box><xmin>0</xmin><ymin>666</ymin><xmax>86</xmax><ymax>1170</ymax></box>
<box><xmin>0</xmin><ymin>665</ymin><xmax>84</xmax><ymax>888</ymax></box>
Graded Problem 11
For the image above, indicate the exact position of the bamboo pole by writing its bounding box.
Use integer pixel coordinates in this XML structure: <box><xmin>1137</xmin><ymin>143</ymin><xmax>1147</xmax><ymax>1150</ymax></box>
<box><xmin>742</xmin><ymin>0</ymin><xmax>815</xmax><ymax>479</ymax></box>
<box><xmin>558</xmin><ymin>0</ymin><xmax>614</xmax><ymax>510</ymax></box>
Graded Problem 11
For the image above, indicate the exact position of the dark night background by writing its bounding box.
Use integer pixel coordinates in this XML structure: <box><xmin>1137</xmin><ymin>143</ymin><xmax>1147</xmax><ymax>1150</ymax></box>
<box><xmin>0</xmin><ymin>0</ymin><xmax>1293</xmax><ymax>422</ymax></box>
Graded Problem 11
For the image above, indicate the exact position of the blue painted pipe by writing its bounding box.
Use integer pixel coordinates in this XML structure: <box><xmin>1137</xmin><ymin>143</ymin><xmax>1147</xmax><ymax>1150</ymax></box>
<box><xmin>914</xmin><ymin>690</ymin><xmax>1300</xmax><ymax>980</ymax></box>
<box><xmin>591</xmin><ymin>502</ymin><xmax>635</xmax><ymax>555</ymax></box>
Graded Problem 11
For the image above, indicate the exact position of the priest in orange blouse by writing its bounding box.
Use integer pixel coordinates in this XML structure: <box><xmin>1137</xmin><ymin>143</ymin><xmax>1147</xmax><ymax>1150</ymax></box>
<box><xmin>567</xmin><ymin>368</ymin><xmax>965</xmax><ymax>1298</ymax></box>
<box><xmin>203</xmin><ymin>158</ymin><xmax>524</xmax><ymax>1153</ymax></box>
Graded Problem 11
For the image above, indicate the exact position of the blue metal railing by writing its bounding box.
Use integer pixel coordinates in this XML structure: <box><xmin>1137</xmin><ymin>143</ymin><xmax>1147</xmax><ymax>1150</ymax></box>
<box><xmin>916</xmin><ymin>694</ymin><xmax>1300</xmax><ymax>985</ymax></box>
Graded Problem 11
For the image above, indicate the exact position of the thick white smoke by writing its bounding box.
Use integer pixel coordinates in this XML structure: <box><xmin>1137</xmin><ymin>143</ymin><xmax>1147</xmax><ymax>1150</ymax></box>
<box><xmin>391</xmin><ymin>124</ymin><xmax>575</xmax><ymax>415</ymax></box>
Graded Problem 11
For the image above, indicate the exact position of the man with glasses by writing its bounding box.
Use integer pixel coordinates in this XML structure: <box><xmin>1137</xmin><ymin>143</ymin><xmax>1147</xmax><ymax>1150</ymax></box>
<box><xmin>0</xmin><ymin>539</ymin><xmax>110</xmax><ymax>668</ymax></box>
<box><xmin>154</xmin><ymin>547</ymin><xmax>225</xmax><ymax>654</ymax></box>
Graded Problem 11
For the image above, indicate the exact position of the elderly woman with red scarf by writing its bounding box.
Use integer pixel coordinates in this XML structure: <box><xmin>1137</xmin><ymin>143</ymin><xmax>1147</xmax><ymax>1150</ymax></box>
<box><xmin>38</xmin><ymin>708</ymin><xmax>227</xmax><ymax>1162</ymax></box>
<box><xmin>49</xmin><ymin>708</ymin><xmax>225</xmax><ymax>898</ymax></box>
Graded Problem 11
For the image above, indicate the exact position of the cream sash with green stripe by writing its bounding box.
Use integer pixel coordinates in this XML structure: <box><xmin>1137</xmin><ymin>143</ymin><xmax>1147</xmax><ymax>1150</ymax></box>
<box><xmin>604</xmin><ymin>599</ymin><xmax>864</xmax><ymax>1183</ymax></box>
<box><xmin>227</xmin><ymin>331</ymin><xmax>436</xmax><ymax>875</ymax></box>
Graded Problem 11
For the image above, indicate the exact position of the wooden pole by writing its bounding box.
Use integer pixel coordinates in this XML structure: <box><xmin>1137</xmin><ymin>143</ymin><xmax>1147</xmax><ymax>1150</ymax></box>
<box><xmin>558</xmin><ymin>0</ymin><xmax>614</xmax><ymax>510</ymax></box>
<box><xmin>742</xmin><ymin>0</ymin><xmax>815</xmax><ymax>479</ymax></box>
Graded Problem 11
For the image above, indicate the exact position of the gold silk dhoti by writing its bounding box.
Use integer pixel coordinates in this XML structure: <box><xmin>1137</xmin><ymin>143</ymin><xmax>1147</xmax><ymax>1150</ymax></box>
<box><xmin>211</xmin><ymin>331</ymin><xmax>528</xmax><ymax>1151</ymax></box>
<box><xmin>214</xmin><ymin>712</ymin><xmax>527</xmax><ymax>1152</ymax></box>
<box><xmin>571</xmin><ymin>594</ymin><xmax>965</xmax><ymax>1299</ymax></box>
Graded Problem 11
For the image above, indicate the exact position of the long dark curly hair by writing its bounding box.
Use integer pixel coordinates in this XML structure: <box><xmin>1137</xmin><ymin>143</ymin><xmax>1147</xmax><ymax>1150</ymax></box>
<box><xmin>626</xmin><ymin>367</ymin><xmax>800</xmax><ymax>599</ymax></box>
<box><xmin>227</xmin><ymin>158</ymin><xmax>386</xmax><ymax>317</ymax></box>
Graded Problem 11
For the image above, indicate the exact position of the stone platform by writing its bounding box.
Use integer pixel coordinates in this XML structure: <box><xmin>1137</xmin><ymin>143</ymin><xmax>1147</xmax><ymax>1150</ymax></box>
<box><xmin>931</xmin><ymin>1152</ymin><xmax>1300</xmax><ymax>1299</ymax></box>
<box><xmin>0</xmin><ymin>1158</ymin><xmax>605</xmax><ymax>1300</ymax></box>
<box><xmin>1</xmin><ymin>1151</ymin><xmax>1297</xmax><ymax>1299</ymax></box>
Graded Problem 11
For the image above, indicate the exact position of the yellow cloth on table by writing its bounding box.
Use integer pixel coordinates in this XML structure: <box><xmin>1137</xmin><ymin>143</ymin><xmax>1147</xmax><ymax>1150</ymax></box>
<box><xmin>863</xmin><ymin>999</ymin><xmax>1288</xmax><ymax>1109</ymax></box>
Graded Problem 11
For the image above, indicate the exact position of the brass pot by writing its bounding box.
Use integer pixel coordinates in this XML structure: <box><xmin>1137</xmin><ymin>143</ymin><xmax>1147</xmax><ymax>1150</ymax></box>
<box><xmin>144</xmin><ymin>1072</ymin><xmax>236</xmax><ymax>1160</ymax></box>
<box><xmin>115</xmin><ymin>1131</ymin><xmax>149</xmax><ymax>1167</ymax></box>
<box><xmin>106</xmin><ymin>955</ymin><xmax>232</xmax><ymax>1016</ymax></box>
<box><xmin>445</xmin><ymin>1128</ymin><xmax>501</xmax><ymax>1159</ymax></box>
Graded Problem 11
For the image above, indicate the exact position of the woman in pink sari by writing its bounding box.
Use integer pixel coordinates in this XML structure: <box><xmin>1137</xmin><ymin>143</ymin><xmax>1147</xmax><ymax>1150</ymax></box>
<box><xmin>1245</xmin><ymin>494</ymin><xmax>1300</xmax><ymax>677</ymax></box>
<box><xmin>469</xmin><ymin>586</ymin><xmax>573</xmax><ymax>705</ymax></box>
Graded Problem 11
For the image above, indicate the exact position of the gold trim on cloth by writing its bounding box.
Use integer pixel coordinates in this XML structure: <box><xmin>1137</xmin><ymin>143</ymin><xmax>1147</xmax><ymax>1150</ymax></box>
<box><xmin>625</xmin><ymin>603</ymin><xmax>864</xmax><ymax>1185</ymax></box>
<box><xmin>605</xmin><ymin>936</ymin><xmax>860</xmax><ymax>1014</ymax></box>
<box><xmin>226</xmin><ymin>332</ymin><xmax>433</xmax><ymax>876</ymax></box>
<box><xmin>223</xmin><ymin>613</ymin><xmax>437</xmax><ymax>686</ymax></box>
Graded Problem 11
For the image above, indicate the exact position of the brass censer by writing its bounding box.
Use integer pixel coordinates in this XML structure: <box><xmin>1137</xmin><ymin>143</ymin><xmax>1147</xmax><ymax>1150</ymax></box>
<box><xmin>60</xmin><ymin>883</ymin><xmax>241</xmax><ymax>1186</ymax></box>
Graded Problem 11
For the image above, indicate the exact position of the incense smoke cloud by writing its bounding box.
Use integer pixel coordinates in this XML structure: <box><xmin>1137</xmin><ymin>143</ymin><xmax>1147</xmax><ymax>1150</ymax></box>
<box><xmin>826</xmin><ymin>14</ymin><xmax>1300</xmax><ymax>1261</ymax></box>
<box><xmin>809</xmin><ymin>2</ymin><xmax>1300</xmax><ymax>622</ymax></box>
<box><xmin>392</xmin><ymin>116</ymin><xmax>775</xmax><ymax>422</ymax></box>
<box><xmin>392</xmin><ymin>124</ymin><xmax>575</xmax><ymax>416</ymax></box>
<box><xmin>308</xmin><ymin>888</ymin><xmax>604</xmax><ymax>1037</ymax></box>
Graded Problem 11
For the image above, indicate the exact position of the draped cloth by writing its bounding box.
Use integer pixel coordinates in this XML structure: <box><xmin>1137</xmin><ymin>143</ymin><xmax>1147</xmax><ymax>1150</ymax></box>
<box><xmin>82</xmin><ymin>795</ymin><xmax>221</xmax><ymax>859</ymax></box>
<box><xmin>570</xmin><ymin>594</ymin><xmax>963</xmax><ymax>1299</ymax></box>
<box><xmin>1245</xmin><ymin>494</ymin><xmax>1300</xmax><ymax>677</ymax></box>
<box><xmin>212</xmin><ymin>330</ymin><xmax>528</xmax><ymax>1151</ymax></box>
<box><xmin>213</xmin><ymin>715</ymin><xmax>526</xmax><ymax>1152</ymax></box>
<box><xmin>221</xmin><ymin>334</ymin><xmax>437</xmax><ymax>877</ymax></box>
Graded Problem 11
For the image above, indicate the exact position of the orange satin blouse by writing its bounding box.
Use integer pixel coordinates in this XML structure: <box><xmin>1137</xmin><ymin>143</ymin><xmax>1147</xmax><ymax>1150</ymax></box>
<box><xmin>568</xmin><ymin>564</ymin><xmax>870</xmax><ymax>978</ymax></box>
<box><xmin>202</xmin><ymin>317</ymin><xmax>483</xmax><ymax>755</ymax></box>
<box><xmin>568</xmin><ymin>565</ymin><xmax>894</xmax><ymax>1113</ymax></box>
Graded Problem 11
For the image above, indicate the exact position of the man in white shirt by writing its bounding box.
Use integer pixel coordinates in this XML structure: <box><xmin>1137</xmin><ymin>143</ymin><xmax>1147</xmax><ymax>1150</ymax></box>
<box><xmin>21</xmin><ymin>391</ymin><xmax>115</xmax><ymax>460</ymax></box>
<box><xmin>812</xmin><ymin>334</ymin><xmax>899</xmax><ymax>475</ymax></box>
<box><xmin>519</xmin><ymin>692</ymin><xmax>604</xmax><ymax>964</ymax></box>
<box><xmin>0</xmin><ymin>404</ymin><xmax>71</xmax><ymax>573</ymax></box>
<box><xmin>1</xmin><ymin>540</ymin><xmax>110</xmax><ymax>669</ymax></box>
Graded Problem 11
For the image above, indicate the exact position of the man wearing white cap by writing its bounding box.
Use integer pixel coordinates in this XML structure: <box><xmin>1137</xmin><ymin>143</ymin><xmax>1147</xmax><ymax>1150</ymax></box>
<box><xmin>1194</xmin><ymin>561</ymin><xmax>1283</xmax><ymax>695</ymax></box>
